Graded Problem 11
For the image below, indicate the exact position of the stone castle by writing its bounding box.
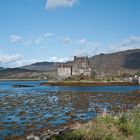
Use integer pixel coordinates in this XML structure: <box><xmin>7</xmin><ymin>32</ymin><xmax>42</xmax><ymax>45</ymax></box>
<box><xmin>58</xmin><ymin>56</ymin><xmax>91</xmax><ymax>78</ymax></box>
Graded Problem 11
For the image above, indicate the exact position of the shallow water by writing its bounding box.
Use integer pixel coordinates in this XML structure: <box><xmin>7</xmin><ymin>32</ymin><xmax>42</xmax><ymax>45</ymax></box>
<box><xmin>0</xmin><ymin>80</ymin><xmax>140</xmax><ymax>139</ymax></box>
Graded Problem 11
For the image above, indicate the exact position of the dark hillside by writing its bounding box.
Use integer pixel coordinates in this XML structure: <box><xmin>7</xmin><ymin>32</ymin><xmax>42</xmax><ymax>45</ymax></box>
<box><xmin>21</xmin><ymin>62</ymin><xmax>59</xmax><ymax>71</ymax></box>
<box><xmin>89</xmin><ymin>49</ymin><xmax>140</xmax><ymax>76</ymax></box>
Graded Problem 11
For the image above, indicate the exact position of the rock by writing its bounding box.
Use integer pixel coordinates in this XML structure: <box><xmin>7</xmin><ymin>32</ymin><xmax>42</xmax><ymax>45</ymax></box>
<box><xmin>34</xmin><ymin>136</ymin><xmax>40</xmax><ymax>140</ymax></box>
<box><xmin>40</xmin><ymin>136</ymin><xmax>50</xmax><ymax>140</ymax></box>
<box><xmin>26</xmin><ymin>134</ymin><xmax>40</xmax><ymax>140</ymax></box>
<box><xmin>12</xmin><ymin>84</ymin><xmax>34</xmax><ymax>88</ymax></box>
<box><xmin>31</xmin><ymin>127</ymin><xmax>71</xmax><ymax>140</ymax></box>
<box><xmin>58</xmin><ymin>127</ymin><xmax>71</xmax><ymax>135</ymax></box>
<box><xmin>27</xmin><ymin>133</ymin><xmax>34</xmax><ymax>139</ymax></box>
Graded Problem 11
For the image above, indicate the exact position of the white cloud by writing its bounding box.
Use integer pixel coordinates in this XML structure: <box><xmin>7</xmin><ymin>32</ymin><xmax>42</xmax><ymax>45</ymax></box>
<box><xmin>9</xmin><ymin>35</ymin><xmax>23</xmax><ymax>43</ymax></box>
<box><xmin>110</xmin><ymin>36</ymin><xmax>140</xmax><ymax>52</ymax></box>
<box><xmin>63</xmin><ymin>37</ymin><xmax>71</xmax><ymax>45</ymax></box>
<box><xmin>78</xmin><ymin>38</ymin><xmax>101</xmax><ymax>48</ymax></box>
<box><xmin>9</xmin><ymin>32</ymin><xmax>55</xmax><ymax>46</ymax></box>
<box><xmin>0</xmin><ymin>53</ymin><xmax>22</xmax><ymax>64</ymax></box>
<box><xmin>47</xmin><ymin>56</ymin><xmax>72</xmax><ymax>62</ymax></box>
<box><xmin>44</xmin><ymin>32</ymin><xmax>54</xmax><ymax>37</ymax></box>
<box><xmin>14</xmin><ymin>59</ymin><xmax>37</xmax><ymax>67</ymax></box>
<box><xmin>45</xmin><ymin>0</ymin><xmax>78</xmax><ymax>9</ymax></box>
<box><xmin>76</xmin><ymin>39</ymin><xmax>102</xmax><ymax>56</ymax></box>
<box><xmin>78</xmin><ymin>39</ymin><xmax>87</xmax><ymax>46</ymax></box>
<box><xmin>0</xmin><ymin>52</ymin><xmax>38</xmax><ymax>67</ymax></box>
<box><xmin>74</xmin><ymin>48</ymin><xmax>100</xmax><ymax>57</ymax></box>
<box><xmin>34</xmin><ymin>36</ymin><xmax>43</xmax><ymax>44</ymax></box>
<box><xmin>24</xmin><ymin>36</ymin><xmax>44</xmax><ymax>46</ymax></box>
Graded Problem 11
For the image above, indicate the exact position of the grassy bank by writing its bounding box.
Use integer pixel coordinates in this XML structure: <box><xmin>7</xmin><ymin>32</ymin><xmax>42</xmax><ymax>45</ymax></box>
<box><xmin>50</xmin><ymin>105</ymin><xmax>140</xmax><ymax>140</ymax></box>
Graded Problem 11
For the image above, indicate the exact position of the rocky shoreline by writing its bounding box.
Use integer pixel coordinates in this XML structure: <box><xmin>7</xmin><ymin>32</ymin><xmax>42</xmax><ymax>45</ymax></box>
<box><xmin>5</xmin><ymin>124</ymin><xmax>75</xmax><ymax>140</ymax></box>
<box><xmin>25</xmin><ymin>104</ymin><xmax>140</xmax><ymax>140</ymax></box>
<box><xmin>5</xmin><ymin>103</ymin><xmax>140</xmax><ymax>140</ymax></box>
<box><xmin>26</xmin><ymin>126</ymin><xmax>71</xmax><ymax>140</ymax></box>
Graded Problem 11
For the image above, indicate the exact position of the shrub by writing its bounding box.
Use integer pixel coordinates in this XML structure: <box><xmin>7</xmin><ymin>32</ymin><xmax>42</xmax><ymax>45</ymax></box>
<box><xmin>50</xmin><ymin>105</ymin><xmax>140</xmax><ymax>140</ymax></box>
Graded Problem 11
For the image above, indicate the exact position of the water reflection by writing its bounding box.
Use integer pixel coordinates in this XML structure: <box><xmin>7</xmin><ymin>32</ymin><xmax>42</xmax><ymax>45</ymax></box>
<box><xmin>0</xmin><ymin>81</ymin><xmax>140</xmax><ymax>138</ymax></box>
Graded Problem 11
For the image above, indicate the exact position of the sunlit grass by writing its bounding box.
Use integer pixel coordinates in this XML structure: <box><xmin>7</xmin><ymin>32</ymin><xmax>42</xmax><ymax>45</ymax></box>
<box><xmin>50</xmin><ymin>105</ymin><xmax>140</xmax><ymax>140</ymax></box>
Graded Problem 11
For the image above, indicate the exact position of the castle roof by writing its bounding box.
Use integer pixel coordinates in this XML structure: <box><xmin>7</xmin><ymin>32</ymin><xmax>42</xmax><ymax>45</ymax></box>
<box><xmin>74</xmin><ymin>56</ymin><xmax>88</xmax><ymax>61</ymax></box>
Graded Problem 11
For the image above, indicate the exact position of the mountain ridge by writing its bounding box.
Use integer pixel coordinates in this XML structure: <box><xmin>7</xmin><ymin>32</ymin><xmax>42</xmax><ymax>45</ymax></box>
<box><xmin>89</xmin><ymin>49</ymin><xmax>140</xmax><ymax>76</ymax></box>
<box><xmin>0</xmin><ymin>49</ymin><xmax>140</xmax><ymax>79</ymax></box>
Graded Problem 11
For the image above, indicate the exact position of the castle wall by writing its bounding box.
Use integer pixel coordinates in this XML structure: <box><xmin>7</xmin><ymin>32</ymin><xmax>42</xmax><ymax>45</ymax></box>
<box><xmin>58</xmin><ymin>67</ymin><xmax>72</xmax><ymax>78</ymax></box>
<box><xmin>83</xmin><ymin>68</ymin><xmax>91</xmax><ymax>76</ymax></box>
<box><xmin>72</xmin><ymin>68</ymin><xmax>91</xmax><ymax>76</ymax></box>
<box><xmin>57</xmin><ymin>56</ymin><xmax>91</xmax><ymax>78</ymax></box>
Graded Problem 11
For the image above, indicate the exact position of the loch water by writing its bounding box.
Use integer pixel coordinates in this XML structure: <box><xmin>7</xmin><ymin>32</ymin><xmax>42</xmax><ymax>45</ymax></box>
<box><xmin>0</xmin><ymin>80</ymin><xmax>140</xmax><ymax>139</ymax></box>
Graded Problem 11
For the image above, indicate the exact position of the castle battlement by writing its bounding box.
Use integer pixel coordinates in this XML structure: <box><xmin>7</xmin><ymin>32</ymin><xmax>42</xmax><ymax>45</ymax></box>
<box><xmin>58</xmin><ymin>56</ymin><xmax>91</xmax><ymax>78</ymax></box>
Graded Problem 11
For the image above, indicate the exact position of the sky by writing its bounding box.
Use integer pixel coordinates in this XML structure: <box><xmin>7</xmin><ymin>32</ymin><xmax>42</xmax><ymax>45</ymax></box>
<box><xmin>0</xmin><ymin>0</ymin><xmax>140</xmax><ymax>68</ymax></box>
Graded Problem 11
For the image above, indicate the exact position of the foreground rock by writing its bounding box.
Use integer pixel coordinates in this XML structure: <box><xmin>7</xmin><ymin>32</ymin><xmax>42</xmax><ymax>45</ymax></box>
<box><xmin>25</xmin><ymin>127</ymin><xmax>71</xmax><ymax>140</ymax></box>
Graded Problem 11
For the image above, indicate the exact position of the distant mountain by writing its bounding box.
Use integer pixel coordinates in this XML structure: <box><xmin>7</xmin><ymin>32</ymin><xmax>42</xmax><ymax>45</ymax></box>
<box><xmin>0</xmin><ymin>49</ymin><xmax>139</xmax><ymax>79</ymax></box>
<box><xmin>19</xmin><ymin>49</ymin><xmax>140</xmax><ymax>76</ymax></box>
<box><xmin>0</xmin><ymin>66</ymin><xmax>5</xmax><ymax>71</ymax></box>
<box><xmin>0</xmin><ymin>68</ymin><xmax>56</xmax><ymax>79</ymax></box>
<box><xmin>89</xmin><ymin>49</ymin><xmax>140</xmax><ymax>76</ymax></box>
<box><xmin>0</xmin><ymin>68</ymin><xmax>37</xmax><ymax>79</ymax></box>
<box><xmin>21</xmin><ymin>61</ymin><xmax>59</xmax><ymax>71</ymax></box>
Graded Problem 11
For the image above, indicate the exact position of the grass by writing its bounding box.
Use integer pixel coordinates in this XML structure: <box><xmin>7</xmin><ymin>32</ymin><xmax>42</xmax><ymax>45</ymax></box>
<box><xmin>62</xmin><ymin>77</ymin><xmax>124</xmax><ymax>83</ymax></box>
<box><xmin>50</xmin><ymin>105</ymin><xmax>140</xmax><ymax>140</ymax></box>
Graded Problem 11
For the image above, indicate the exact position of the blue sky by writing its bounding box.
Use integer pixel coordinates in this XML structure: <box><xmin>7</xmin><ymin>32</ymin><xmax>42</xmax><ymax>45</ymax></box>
<box><xmin>0</xmin><ymin>0</ymin><xmax>140</xmax><ymax>67</ymax></box>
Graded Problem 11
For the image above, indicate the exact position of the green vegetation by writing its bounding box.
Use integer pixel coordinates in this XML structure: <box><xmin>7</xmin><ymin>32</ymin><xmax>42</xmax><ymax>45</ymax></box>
<box><xmin>50</xmin><ymin>105</ymin><xmax>140</xmax><ymax>140</ymax></box>
<box><xmin>62</xmin><ymin>76</ymin><xmax>123</xmax><ymax>83</ymax></box>
<box><xmin>135</xmin><ymin>71</ymin><xmax>140</xmax><ymax>76</ymax></box>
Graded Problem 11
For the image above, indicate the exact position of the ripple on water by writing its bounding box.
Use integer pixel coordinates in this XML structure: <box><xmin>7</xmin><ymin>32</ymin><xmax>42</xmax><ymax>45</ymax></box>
<box><xmin>0</xmin><ymin>81</ymin><xmax>140</xmax><ymax>138</ymax></box>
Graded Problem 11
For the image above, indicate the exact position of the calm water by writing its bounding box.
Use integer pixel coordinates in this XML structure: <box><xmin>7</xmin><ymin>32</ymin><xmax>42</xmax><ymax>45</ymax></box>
<box><xmin>0</xmin><ymin>80</ymin><xmax>140</xmax><ymax>139</ymax></box>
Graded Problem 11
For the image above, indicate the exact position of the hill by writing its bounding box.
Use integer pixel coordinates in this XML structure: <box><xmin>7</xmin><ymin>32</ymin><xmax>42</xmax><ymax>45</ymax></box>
<box><xmin>21</xmin><ymin>61</ymin><xmax>59</xmax><ymax>71</ymax></box>
<box><xmin>0</xmin><ymin>49</ymin><xmax>139</xmax><ymax>79</ymax></box>
<box><xmin>0</xmin><ymin>67</ymin><xmax>5</xmax><ymax>71</ymax></box>
<box><xmin>89</xmin><ymin>49</ymin><xmax>140</xmax><ymax>76</ymax></box>
<box><xmin>21</xmin><ymin>49</ymin><xmax>140</xmax><ymax>76</ymax></box>
<box><xmin>0</xmin><ymin>68</ymin><xmax>56</xmax><ymax>80</ymax></box>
